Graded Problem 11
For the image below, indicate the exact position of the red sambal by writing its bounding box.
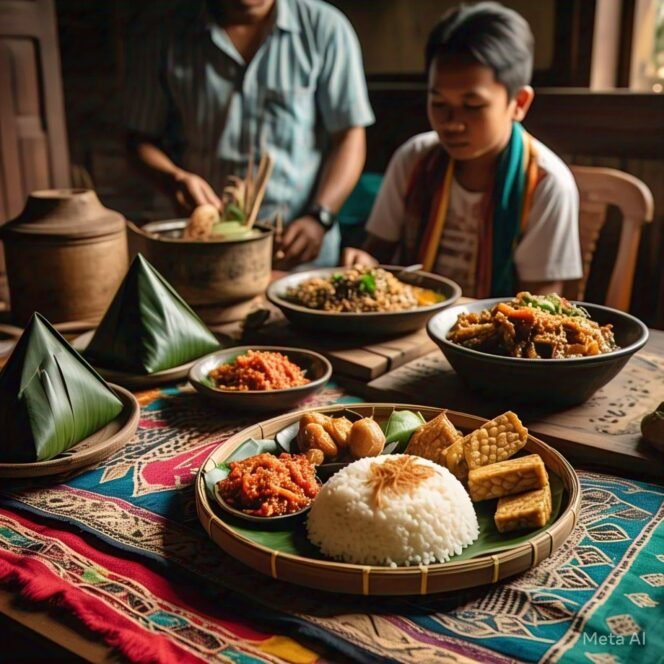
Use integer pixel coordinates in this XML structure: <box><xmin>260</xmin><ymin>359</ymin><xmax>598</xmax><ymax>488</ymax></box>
<box><xmin>217</xmin><ymin>453</ymin><xmax>320</xmax><ymax>517</ymax></box>
<box><xmin>209</xmin><ymin>350</ymin><xmax>309</xmax><ymax>391</ymax></box>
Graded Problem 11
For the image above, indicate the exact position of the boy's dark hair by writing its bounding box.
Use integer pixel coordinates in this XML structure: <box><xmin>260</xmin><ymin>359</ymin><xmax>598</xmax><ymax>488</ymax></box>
<box><xmin>425</xmin><ymin>2</ymin><xmax>534</xmax><ymax>97</ymax></box>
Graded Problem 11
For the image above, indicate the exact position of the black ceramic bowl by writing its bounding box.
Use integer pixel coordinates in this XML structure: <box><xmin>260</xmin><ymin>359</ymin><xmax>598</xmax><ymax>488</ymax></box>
<box><xmin>189</xmin><ymin>346</ymin><xmax>332</xmax><ymax>412</ymax></box>
<box><xmin>266</xmin><ymin>266</ymin><xmax>462</xmax><ymax>337</ymax></box>
<box><xmin>427</xmin><ymin>299</ymin><xmax>649</xmax><ymax>406</ymax></box>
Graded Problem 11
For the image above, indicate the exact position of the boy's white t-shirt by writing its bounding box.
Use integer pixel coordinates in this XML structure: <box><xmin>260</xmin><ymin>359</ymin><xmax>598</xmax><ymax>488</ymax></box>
<box><xmin>366</xmin><ymin>131</ymin><xmax>583</xmax><ymax>296</ymax></box>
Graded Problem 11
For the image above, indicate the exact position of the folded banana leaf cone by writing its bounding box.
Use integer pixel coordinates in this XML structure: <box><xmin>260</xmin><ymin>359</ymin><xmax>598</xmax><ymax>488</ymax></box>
<box><xmin>84</xmin><ymin>253</ymin><xmax>220</xmax><ymax>374</ymax></box>
<box><xmin>0</xmin><ymin>313</ymin><xmax>124</xmax><ymax>462</ymax></box>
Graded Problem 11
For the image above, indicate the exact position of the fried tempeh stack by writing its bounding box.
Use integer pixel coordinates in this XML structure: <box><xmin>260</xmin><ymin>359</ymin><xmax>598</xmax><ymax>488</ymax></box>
<box><xmin>467</xmin><ymin>454</ymin><xmax>548</xmax><ymax>501</ymax></box>
<box><xmin>405</xmin><ymin>411</ymin><xmax>461</xmax><ymax>466</ymax></box>
<box><xmin>463</xmin><ymin>411</ymin><xmax>528</xmax><ymax>470</ymax></box>
<box><xmin>495</xmin><ymin>484</ymin><xmax>552</xmax><ymax>533</ymax></box>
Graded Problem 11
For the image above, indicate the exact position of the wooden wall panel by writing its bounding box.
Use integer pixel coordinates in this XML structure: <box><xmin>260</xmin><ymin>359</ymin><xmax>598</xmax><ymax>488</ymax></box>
<box><xmin>0</xmin><ymin>0</ymin><xmax>70</xmax><ymax>307</ymax></box>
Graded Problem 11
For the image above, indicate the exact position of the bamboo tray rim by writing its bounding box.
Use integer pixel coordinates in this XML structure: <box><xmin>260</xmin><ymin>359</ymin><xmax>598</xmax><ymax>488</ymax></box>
<box><xmin>0</xmin><ymin>384</ymin><xmax>139</xmax><ymax>478</ymax></box>
<box><xmin>196</xmin><ymin>403</ymin><xmax>581</xmax><ymax>595</ymax></box>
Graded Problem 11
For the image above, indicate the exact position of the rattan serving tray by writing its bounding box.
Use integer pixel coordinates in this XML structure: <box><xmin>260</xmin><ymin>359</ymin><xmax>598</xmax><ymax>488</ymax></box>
<box><xmin>196</xmin><ymin>403</ymin><xmax>581</xmax><ymax>596</ymax></box>
<box><xmin>0</xmin><ymin>384</ymin><xmax>139</xmax><ymax>478</ymax></box>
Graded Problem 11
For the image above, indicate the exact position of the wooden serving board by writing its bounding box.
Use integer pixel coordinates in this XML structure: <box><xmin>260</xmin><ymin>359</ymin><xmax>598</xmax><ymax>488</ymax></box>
<box><xmin>339</xmin><ymin>330</ymin><xmax>664</xmax><ymax>479</ymax></box>
<box><xmin>214</xmin><ymin>307</ymin><xmax>438</xmax><ymax>381</ymax></box>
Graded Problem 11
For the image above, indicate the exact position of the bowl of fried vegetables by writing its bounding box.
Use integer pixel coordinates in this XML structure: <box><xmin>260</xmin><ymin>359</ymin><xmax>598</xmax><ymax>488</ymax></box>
<box><xmin>427</xmin><ymin>292</ymin><xmax>649</xmax><ymax>405</ymax></box>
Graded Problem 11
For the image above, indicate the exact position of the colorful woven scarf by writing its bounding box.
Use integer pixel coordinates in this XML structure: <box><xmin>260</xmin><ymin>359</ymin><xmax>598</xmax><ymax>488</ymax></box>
<box><xmin>403</xmin><ymin>122</ymin><xmax>538</xmax><ymax>297</ymax></box>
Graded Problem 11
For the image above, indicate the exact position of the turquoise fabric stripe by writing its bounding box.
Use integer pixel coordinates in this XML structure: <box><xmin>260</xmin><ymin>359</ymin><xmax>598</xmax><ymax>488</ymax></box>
<box><xmin>491</xmin><ymin>121</ymin><xmax>526</xmax><ymax>297</ymax></box>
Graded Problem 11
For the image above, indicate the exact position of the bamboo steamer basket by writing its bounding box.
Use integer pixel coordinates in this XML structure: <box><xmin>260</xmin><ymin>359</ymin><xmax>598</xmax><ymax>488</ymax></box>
<box><xmin>0</xmin><ymin>189</ymin><xmax>128</xmax><ymax>326</ymax></box>
<box><xmin>196</xmin><ymin>404</ymin><xmax>581</xmax><ymax>596</ymax></box>
<box><xmin>128</xmin><ymin>219</ymin><xmax>273</xmax><ymax>324</ymax></box>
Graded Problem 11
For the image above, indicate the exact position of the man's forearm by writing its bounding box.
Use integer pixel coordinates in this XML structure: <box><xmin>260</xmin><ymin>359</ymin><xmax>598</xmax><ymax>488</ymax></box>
<box><xmin>310</xmin><ymin>126</ymin><xmax>366</xmax><ymax>212</ymax></box>
<box><xmin>126</xmin><ymin>133</ymin><xmax>183</xmax><ymax>192</ymax></box>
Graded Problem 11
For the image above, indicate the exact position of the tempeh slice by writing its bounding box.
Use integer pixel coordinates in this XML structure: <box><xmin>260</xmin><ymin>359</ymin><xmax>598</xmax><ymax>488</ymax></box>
<box><xmin>467</xmin><ymin>454</ymin><xmax>548</xmax><ymax>502</ymax></box>
<box><xmin>405</xmin><ymin>411</ymin><xmax>461</xmax><ymax>465</ymax></box>
<box><xmin>495</xmin><ymin>483</ymin><xmax>553</xmax><ymax>533</ymax></box>
<box><xmin>463</xmin><ymin>411</ymin><xmax>528</xmax><ymax>470</ymax></box>
<box><xmin>443</xmin><ymin>438</ymin><xmax>468</xmax><ymax>481</ymax></box>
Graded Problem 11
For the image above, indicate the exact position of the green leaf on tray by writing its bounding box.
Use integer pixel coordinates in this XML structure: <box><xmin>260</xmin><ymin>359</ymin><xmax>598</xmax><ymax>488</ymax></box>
<box><xmin>0</xmin><ymin>313</ymin><xmax>123</xmax><ymax>462</ymax></box>
<box><xmin>382</xmin><ymin>410</ymin><xmax>426</xmax><ymax>454</ymax></box>
<box><xmin>84</xmin><ymin>254</ymin><xmax>220</xmax><ymax>374</ymax></box>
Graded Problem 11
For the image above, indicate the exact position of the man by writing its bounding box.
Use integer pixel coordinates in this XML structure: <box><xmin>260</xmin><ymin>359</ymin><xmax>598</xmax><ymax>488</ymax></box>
<box><xmin>125</xmin><ymin>0</ymin><xmax>374</xmax><ymax>267</ymax></box>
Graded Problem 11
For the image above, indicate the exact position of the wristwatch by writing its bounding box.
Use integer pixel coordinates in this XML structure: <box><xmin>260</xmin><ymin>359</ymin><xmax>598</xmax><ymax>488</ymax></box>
<box><xmin>307</xmin><ymin>204</ymin><xmax>336</xmax><ymax>231</ymax></box>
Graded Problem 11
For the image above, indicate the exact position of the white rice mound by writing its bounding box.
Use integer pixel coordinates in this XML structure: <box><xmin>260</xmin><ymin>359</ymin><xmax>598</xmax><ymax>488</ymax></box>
<box><xmin>306</xmin><ymin>454</ymin><xmax>479</xmax><ymax>567</ymax></box>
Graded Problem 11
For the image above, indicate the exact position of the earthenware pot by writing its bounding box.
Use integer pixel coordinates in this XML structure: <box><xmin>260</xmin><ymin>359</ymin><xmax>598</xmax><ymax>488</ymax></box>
<box><xmin>128</xmin><ymin>219</ymin><xmax>273</xmax><ymax>324</ymax></box>
<box><xmin>1</xmin><ymin>189</ymin><xmax>128</xmax><ymax>325</ymax></box>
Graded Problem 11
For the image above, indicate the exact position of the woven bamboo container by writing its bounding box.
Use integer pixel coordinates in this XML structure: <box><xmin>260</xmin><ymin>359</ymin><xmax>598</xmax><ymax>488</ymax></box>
<box><xmin>196</xmin><ymin>404</ymin><xmax>581</xmax><ymax>596</ymax></box>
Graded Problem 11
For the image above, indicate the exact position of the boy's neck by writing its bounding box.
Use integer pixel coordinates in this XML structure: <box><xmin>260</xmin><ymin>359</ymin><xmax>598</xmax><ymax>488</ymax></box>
<box><xmin>454</xmin><ymin>154</ymin><xmax>499</xmax><ymax>193</ymax></box>
<box><xmin>452</xmin><ymin>125</ymin><xmax>514</xmax><ymax>193</ymax></box>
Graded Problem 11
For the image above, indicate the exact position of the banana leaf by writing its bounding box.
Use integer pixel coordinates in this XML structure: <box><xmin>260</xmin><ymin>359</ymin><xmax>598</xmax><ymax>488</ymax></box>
<box><xmin>84</xmin><ymin>254</ymin><xmax>220</xmax><ymax>374</ymax></box>
<box><xmin>0</xmin><ymin>313</ymin><xmax>124</xmax><ymax>462</ymax></box>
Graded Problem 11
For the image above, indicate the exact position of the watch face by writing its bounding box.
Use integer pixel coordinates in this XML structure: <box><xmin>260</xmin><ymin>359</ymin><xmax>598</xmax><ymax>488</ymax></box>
<box><xmin>311</xmin><ymin>205</ymin><xmax>335</xmax><ymax>229</ymax></box>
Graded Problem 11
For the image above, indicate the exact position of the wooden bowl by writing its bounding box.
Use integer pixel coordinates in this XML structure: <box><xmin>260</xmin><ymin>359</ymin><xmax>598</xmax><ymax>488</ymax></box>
<box><xmin>0</xmin><ymin>385</ymin><xmax>139</xmax><ymax>478</ymax></box>
<box><xmin>196</xmin><ymin>403</ymin><xmax>581</xmax><ymax>595</ymax></box>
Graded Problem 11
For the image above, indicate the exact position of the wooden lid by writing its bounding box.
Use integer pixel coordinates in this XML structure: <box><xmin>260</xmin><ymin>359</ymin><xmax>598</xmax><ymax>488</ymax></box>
<box><xmin>1</xmin><ymin>189</ymin><xmax>126</xmax><ymax>240</ymax></box>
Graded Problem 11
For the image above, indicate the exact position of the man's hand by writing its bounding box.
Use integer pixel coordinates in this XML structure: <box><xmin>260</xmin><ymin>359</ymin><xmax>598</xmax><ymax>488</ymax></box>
<box><xmin>172</xmin><ymin>169</ymin><xmax>221</xmax><ymax>213</ymax></box>
<box><xmin>275</xmin><ymin>216</ymin><xmax>326</xmax><ymax>268</ymax></box>
<box><xmin>341</xmin><ymin>247</ymin><xmax>378</xmax><ymax>268</ymax></box>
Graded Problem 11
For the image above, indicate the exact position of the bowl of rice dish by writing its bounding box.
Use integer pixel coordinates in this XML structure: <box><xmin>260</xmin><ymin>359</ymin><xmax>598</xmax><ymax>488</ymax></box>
<box><xmin>306</xmin><ymin>454</ymin><xmax>479</xmax><ymax>566</ymax></box>
<box><xmin>267</xmin><ymin>266</ymin><xmax>461</xmax><ymax>337</ymax></box>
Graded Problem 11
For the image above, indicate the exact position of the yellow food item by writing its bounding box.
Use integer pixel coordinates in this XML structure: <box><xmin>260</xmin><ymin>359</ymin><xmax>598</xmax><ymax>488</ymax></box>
<box><xmin>463</xmin><ymin>411</ymin><xmax>528</xmax><ymax>470</ymax></box>
<box><xmin>495</xmin><ymin>484</ymin><xmax>552</xmax><ymax>533</ymax></box>
<box><xmin>405</xmin><ymin>411</ymin><xmax>461</xmax><ymax>465</ymax></box>
<box><xmin>467</xmin><ymin>454</ymin><xmax>548</xmax><ymax>502</ymax></box>
<box><xmin>300</xmin><ymin>422</ymin><xmax>338</xmax><ymax>458</ymax></box>
<box><xmin>324</xmin><ymin>416</ymin><xmax>353</xmax><ymax>449</ymax></box>
<box><xmin>184</xmin><ymin>203</ymin><xmax>219</xmax><ymax>240</ymax></box>
<box><xmin>348</xmin><ymin>418</ymin><xmax>386</xmax><ymax>459</ymax></box>
<box><xmin>444</xmin><ymin>438</ymin><xmax>468</xmax><ymax>481</ymax></box>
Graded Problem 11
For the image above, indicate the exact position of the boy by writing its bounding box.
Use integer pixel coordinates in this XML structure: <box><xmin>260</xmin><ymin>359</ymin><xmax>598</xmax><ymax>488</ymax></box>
<box><xmin>343</xmin><ymin>2</ymin><xmax>582</xmax><ymax>297</ymax></box>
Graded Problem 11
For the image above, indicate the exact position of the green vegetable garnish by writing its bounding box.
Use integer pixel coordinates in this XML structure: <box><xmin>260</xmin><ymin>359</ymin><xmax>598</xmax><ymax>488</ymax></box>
<box><xmin>358</xmin><ymin>273</ymin><xmax>376</xmax><ymax>295</ymax></box>
<box><xmin>221</xmin><ymin>203</ymin><xmax>246</xmax><ymax>223</ymax></box>
<box><xmin>520</xmin><ymin>293</ymin><xmax>589</xmax><ymax>318</ymax></box>
<box><xmin>331</xmin><ymin>273</ymin><xmax>344</xmax><ymax>284</ymax></box>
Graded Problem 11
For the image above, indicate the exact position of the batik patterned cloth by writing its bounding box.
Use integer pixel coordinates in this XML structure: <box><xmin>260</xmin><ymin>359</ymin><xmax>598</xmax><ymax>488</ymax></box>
<box><xmin>1</xmin><ymin>384</ymin><xmax>663</xmax><ymax>664</ymax></box>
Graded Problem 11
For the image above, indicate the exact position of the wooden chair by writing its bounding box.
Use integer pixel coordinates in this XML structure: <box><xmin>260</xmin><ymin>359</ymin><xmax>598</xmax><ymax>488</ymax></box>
<box><xmin>564</xmin><ymin>165</ymin><xmax>654</xmax><ymax>311</ymax></box>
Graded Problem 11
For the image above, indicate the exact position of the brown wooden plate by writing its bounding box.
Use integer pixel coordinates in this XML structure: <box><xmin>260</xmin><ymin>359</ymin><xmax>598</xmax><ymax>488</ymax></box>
<box><xmin>0</xmin><ymin>385</ymin><xmax>140</xmax><ymax>478</ymax></box>
<box><xmin>72</xmin><ymin>330</ymin><xmax>194</xmax><ymax>389</ymax></box>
